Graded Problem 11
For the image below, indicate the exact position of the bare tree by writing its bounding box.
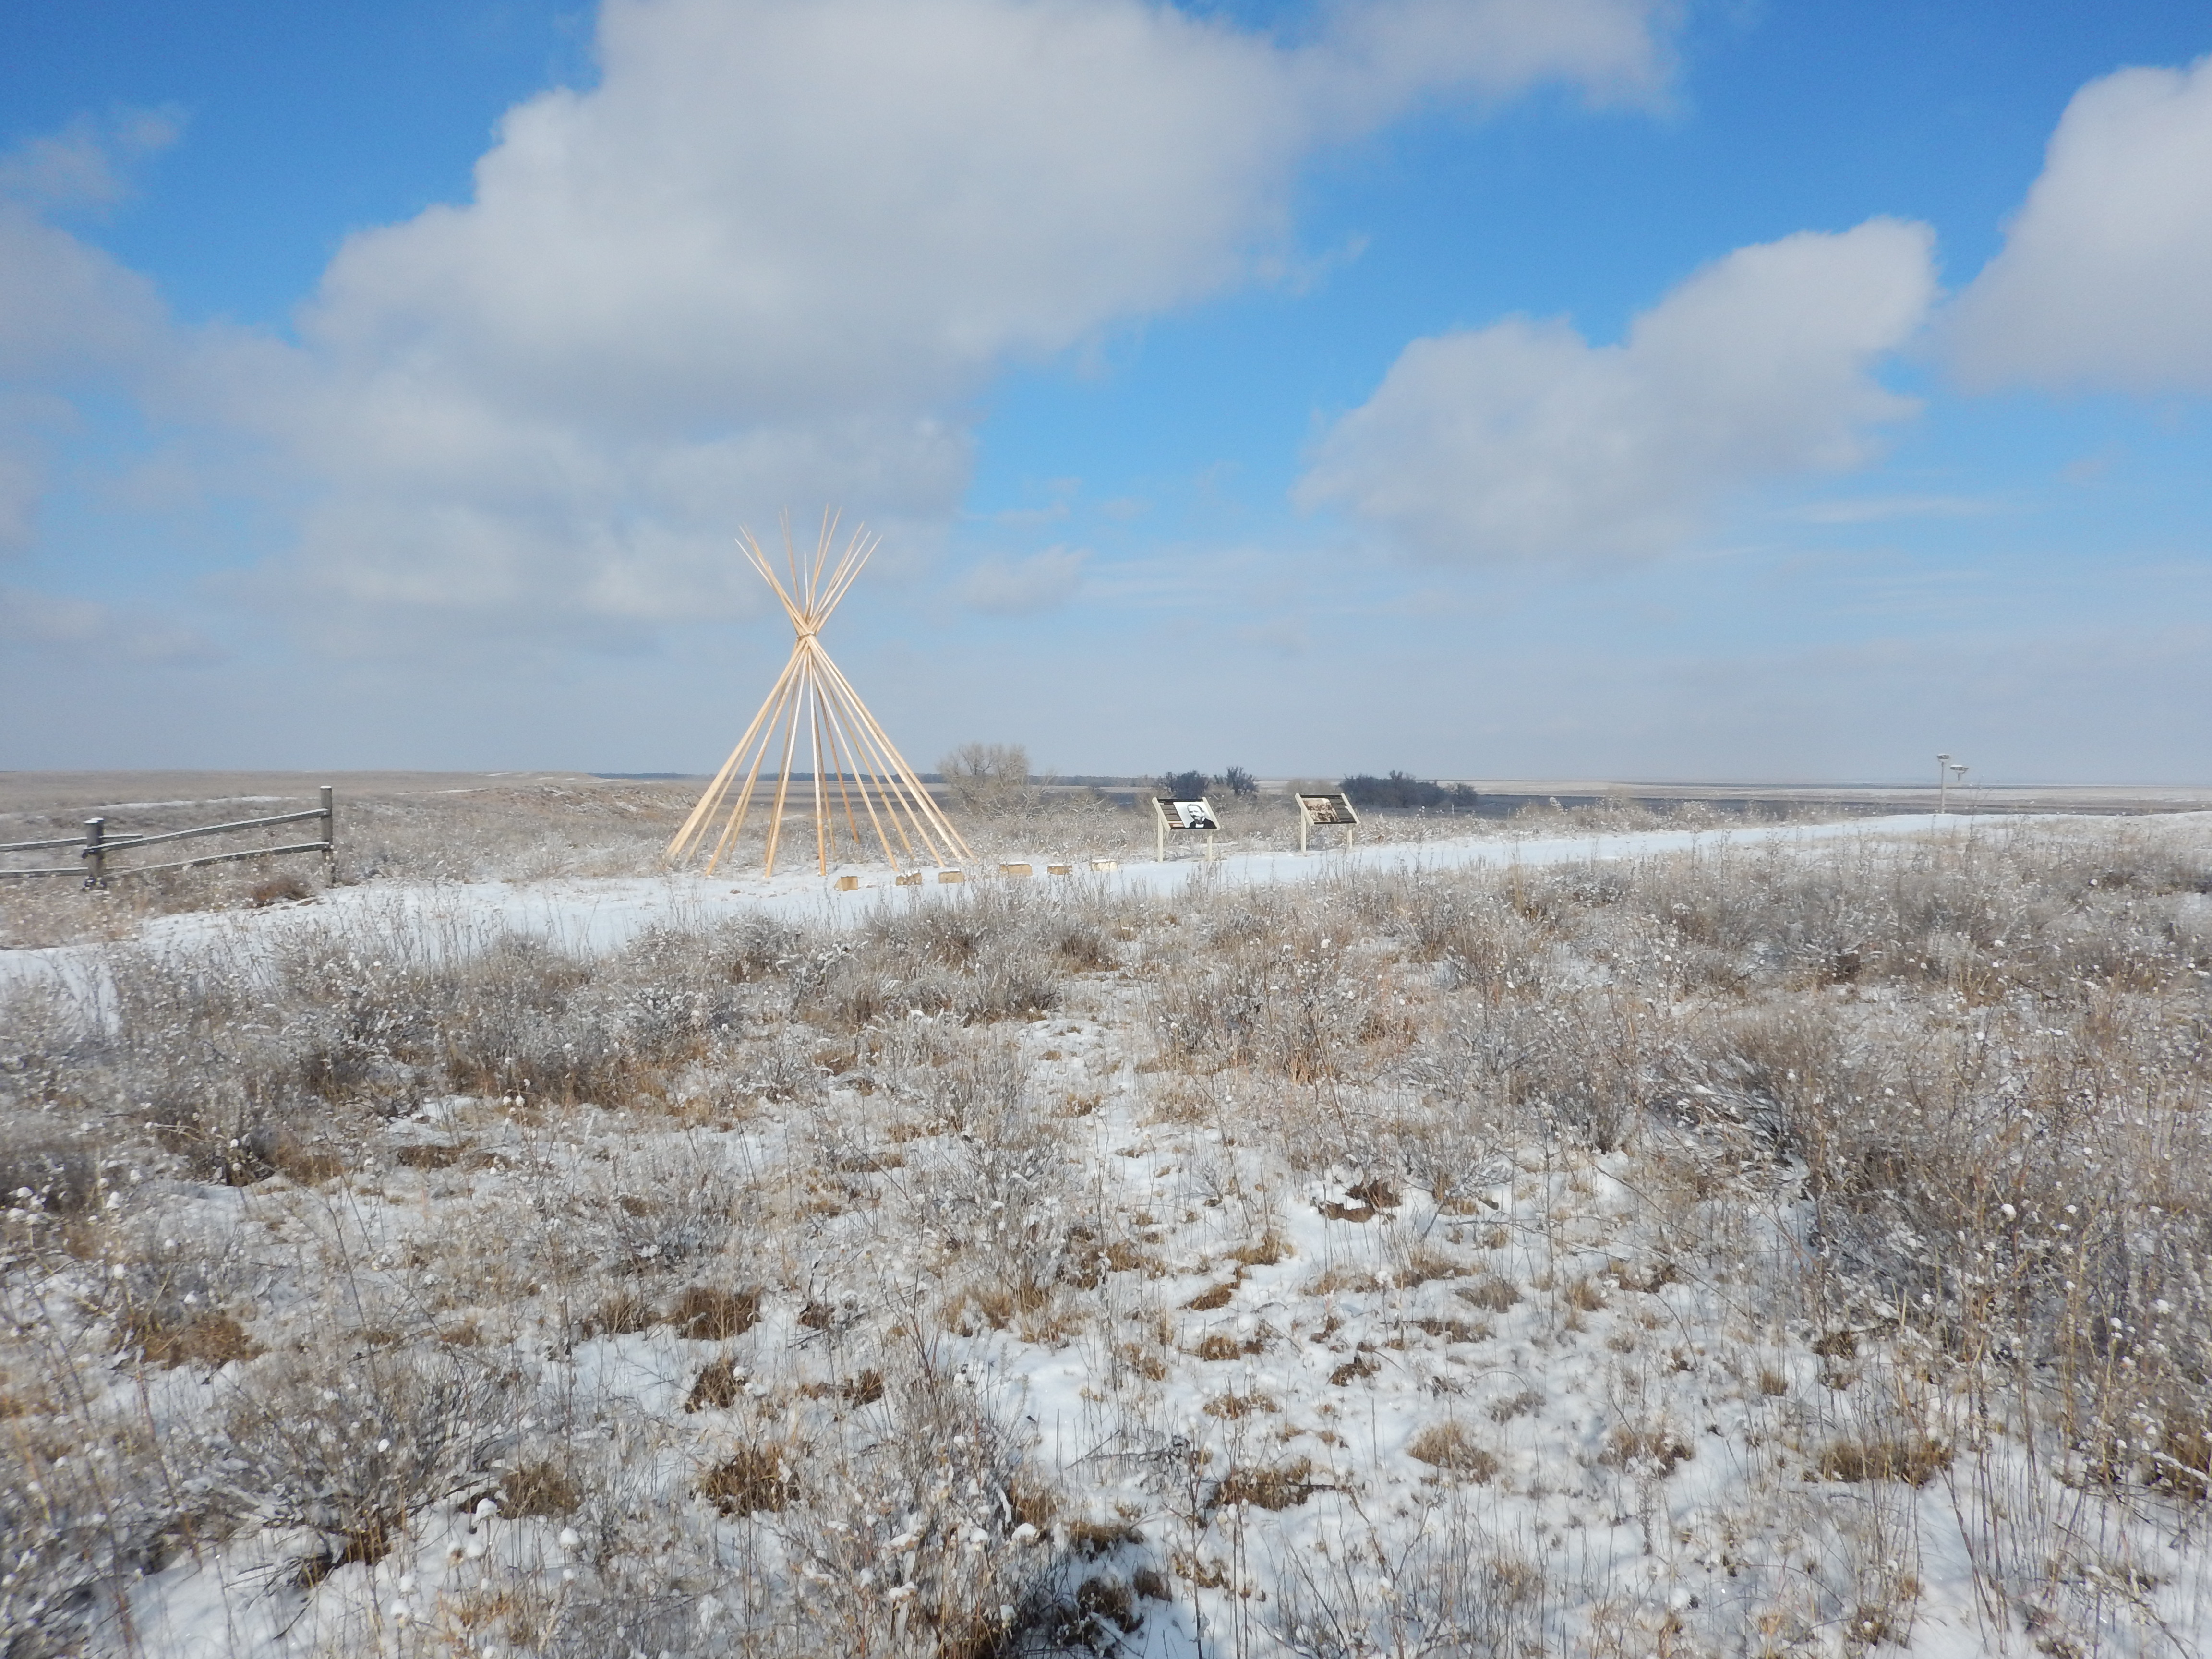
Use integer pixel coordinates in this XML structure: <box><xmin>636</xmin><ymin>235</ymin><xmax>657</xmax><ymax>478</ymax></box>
<box><xmin>938</xmin><ymin>742</ymin><xmax>1031</xmax><ymax>813</ymax></box>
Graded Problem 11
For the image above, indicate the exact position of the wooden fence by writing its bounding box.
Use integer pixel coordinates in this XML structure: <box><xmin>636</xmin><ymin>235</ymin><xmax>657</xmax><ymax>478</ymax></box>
<box><xmin>0</xmin><ymin>787</ymin><xmax>335</xmax><ymax>889</ymax></box>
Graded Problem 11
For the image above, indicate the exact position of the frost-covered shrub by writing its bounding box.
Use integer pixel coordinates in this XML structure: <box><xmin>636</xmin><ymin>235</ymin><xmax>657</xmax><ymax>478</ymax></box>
<box><xmin>212</xmin><ymin>1346</ymin><xmax>517</xmax><ymax>1578</ymax></box>
<box><xmin>0</xmin><ymin>1403</ymin><xmax>185</xmax><ymax>1659</ymax></box>
<box><xmin>897</xmin><ymin>1042</ymin><xmax>1091</xmax><ymax>1320</ymax></box>
<box><xmin>1151</xmin><ymin>913</ymin><xmax>1405</xmax><ymax>1083</ymax></box>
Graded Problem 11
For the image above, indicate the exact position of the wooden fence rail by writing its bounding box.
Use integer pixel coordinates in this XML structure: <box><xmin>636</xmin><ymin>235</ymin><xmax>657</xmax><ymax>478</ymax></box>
<box><xmin>0</xmin><ymin>787</ymin><xmax>335</xmax><ymax>889</ymax></box>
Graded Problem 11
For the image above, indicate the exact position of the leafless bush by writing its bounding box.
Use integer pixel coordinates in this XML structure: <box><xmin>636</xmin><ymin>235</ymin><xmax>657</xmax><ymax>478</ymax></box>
<box><xmin>547</xmin><ymin>1355</ymin><xmax>1066</xmax><ymax>1659</ymax></box>
<box><xmin>214</xmin><ymin>1345</ymin><xmax>518</xmax><ymax>1578</ymax></box>
<box><xmin>0</xmin><ymin>1134</ymin><xmax>96</xmax><ymax>1217</ymax></box>
<box><xmin>0</xmin><ymin>1400</ymin><xmax>186</xmax><ymax>1657</ymax></box>
<box><xmin>1151</xmin><ymin>903</ymin><xmax>1408</xmax><ymax>1082</ymax></box>
<box><xmin>1406</xmin><ymin>1421</ymin><xmax>1500</xmax><ymax>1480</ymax></box>
<box><xmin>894</xmin><ymin>1038</ymin><xmax>1098</xmax><ymax>1326</ymax></box>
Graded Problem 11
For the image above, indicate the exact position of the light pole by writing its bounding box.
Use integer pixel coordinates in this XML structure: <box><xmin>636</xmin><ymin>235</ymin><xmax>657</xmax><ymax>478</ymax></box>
<box><xmin>1937</xmin><ymin>753</ymin><xmax>1952</xmax><ymax>815</ymax></box>
<box><xmin>1951</xmin><ymin>763</ymin><xmax>1969</xmax><ymax>814</ymax></box>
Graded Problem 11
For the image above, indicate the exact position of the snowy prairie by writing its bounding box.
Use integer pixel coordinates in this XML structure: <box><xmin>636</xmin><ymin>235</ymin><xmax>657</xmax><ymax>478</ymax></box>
<box><xmin>0</xmin><ymin>812</ymin><xmax>1992</xmax><ymax>995</ymax></box>
<box><xmin>5</xmin><ymin>808</ymin><xmax>2212</xmax><ymax>1657</ymax></box>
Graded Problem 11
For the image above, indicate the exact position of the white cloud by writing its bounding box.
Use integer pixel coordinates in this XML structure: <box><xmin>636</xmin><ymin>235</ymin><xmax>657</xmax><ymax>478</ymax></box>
<box><xmin>1948</xmin><ymin>54</ymin><xmax>2212</xmax><ymax>393</ymax></box>
<box><xmin>0</xmin><ymin>108</ymin><xmax>182</xmax><ymax>211</ymax></box>
<box><xmin>165</xmin><ymin>0</ymin><xmax>1677</xmax><ymax>638</ymax></box>
<box><xmin>1295</xmin><ymin>218</ymin><xmax>1937</xmax><ymax>563</ymax></box>
<box><xmin>0</xmin><ymin>0</ymin><xmax>1680</xmax><ymax>645</ymax></box>
<box><xmin>0</xmin><ymin>124</ymin><xmax>181</xmax><ymax>559</ymax></box>
<box><xmin>958</xmin><ymin>546</ymin><xmax>1088</xmax><ymax>615</ymax></box>
<box><xmin>1300</xmin><ymin>0</ymin><xmax>1677</xmax><ymax>125</ymax></box>
<box><xmin>0</xmin><ymin>584</ymin><xmax>102</xmax><ymax>646</ymax></box>
<box><xmin>0</xmin><ymin>205</ymin><xmax>171</xmax><ymax>385</ymax></box>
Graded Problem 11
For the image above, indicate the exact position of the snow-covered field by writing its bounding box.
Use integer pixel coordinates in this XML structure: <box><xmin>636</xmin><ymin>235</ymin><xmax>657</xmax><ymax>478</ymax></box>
<box><xmin>5</xmin><ymin>811</ymin><xmax>2211</xmax><ymax>1657</ymax></box>
<box><xmin>0</xmin><ymin>812</ymin><xmax>1979</xmax><ymax>996</ymax></box>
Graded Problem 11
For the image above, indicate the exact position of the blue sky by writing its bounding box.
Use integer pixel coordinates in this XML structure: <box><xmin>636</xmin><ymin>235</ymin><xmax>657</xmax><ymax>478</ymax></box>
<box><xmin>3</xmin><ymin>0</ymin><xmax>2209</xmax><ymax>782</ymax></box>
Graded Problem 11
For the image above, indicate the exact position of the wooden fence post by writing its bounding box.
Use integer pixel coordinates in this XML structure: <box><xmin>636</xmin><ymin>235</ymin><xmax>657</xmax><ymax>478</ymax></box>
<box><xmin>321</xmin><ymin>786</ymin><xmax>336</xmax><ymax>881</ymax></box>
<box><xmin>82</xmin><ymin>818</ymin><xmax>106</xmax><ymax>889</ymax></box>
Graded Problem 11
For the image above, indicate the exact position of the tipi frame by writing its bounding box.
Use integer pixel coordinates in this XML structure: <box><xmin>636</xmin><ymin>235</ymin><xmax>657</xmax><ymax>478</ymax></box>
<box><xmin>665</xmin><ymin>513</ymin><xmax>971</xmax><ymax>878</ymax></box>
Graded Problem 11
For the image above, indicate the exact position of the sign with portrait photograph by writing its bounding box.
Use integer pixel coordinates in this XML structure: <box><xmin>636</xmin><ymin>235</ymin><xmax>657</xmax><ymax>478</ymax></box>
<box><xmin>1153</xmin><ymin>796</ymin><xmax>1221</xmax><ymax>862</ymax></box>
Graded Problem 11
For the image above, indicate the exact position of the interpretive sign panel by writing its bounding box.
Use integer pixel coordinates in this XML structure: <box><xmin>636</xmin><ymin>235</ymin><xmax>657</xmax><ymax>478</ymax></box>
<box><xmin>1153</xmin><ymin>796</ymin><xmax>1221</xmax><ymax>861</ymax></box>
<box><xmin>1297</xmin><ymin>791</ymin><xmax>1360</xmax><ymax>852</ymax></box>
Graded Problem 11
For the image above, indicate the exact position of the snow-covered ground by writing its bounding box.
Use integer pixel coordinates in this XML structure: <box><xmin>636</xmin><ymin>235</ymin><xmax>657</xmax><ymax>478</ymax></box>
<box><xmin>2</xmin><ymin>811</ymin><xmax>1995</xmax><ymax>995</ymax></box>
<box><xmin>7</xmin><ymin>809</ymin><xmax>2211</xmax><ymax>1658</ymax></box>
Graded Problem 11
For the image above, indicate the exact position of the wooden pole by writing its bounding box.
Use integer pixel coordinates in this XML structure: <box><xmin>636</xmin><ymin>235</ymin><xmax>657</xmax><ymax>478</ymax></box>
<box><xmin>782</xmin><ymin>511</ymin><xmax>804</xmax><ymax>617</ymax></box>
<box><xmin>833</xmin><ymin>684</ymin><xmax>943</xmax><ymax>866</ymax></box>
<box><xmin>760</xmin><ymin>654</ymin><xmax>809</xmax><ymax>876</ymax></box>
<box><xmin>814</xmin><ymin>667</ymin><xmax>889</xmax><ymax>866</ymax></box>
<box><xmin>832</xmin><ymin>693</ymin><xmax>926</xmax><ymax>864</ymax></box>
<box><xmin>806</xmin><ymin>665</ymin><xmax>830</xmax><ymax>875</ymax></box>
<box><xmin>691</xmin><ymin>646</ymin><xmax>805</xmax><ymax>869</ymax></box>
<box><xmin>707</xmin><ymin>667</ymin><xmax>797</xmax><ymax>872</ymax></box>
<box><xmin>817</xmin><ymin>528</ymin><xmax>878</xmax><ymax>619</ymax></box>
<box><xmin>710</xmin><ymin>658</ymin><xmax>805</xmax><ymax>873</ymax></box>
<box><xmin>811</xmin><ymin>649</ymin><xmax>970</xmax><ymax>858</ymax></box>
<box><xmin>810</xmin><ymin>506</ymin><xmax>841</xmax><ymax>614</ymax></box>
<box><xmin>669</xmin><ymin>642</ymin><xmax>803</xmax><ymax>862</ymax></box>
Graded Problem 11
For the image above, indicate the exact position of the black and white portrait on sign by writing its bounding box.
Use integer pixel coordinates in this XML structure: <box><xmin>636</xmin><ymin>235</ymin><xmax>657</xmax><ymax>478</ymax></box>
<box><xmin>1164</xmin><ymin>799</ymin><xmax>1219</xmax><ymax>831</ymax></box>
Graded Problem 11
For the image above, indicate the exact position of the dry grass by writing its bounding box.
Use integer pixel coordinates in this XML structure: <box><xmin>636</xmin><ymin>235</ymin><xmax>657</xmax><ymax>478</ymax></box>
<box><xmin>0</xmin><ymin>778</ymin><xmax>704</xmax><ymax>949</ymax></box>
<box><xmin>5</xmin><ymin>805</ymin><xmax>2212</xmax><ymax>1655</ymax></box>
<box><xmin>1214</xmin><ymin>1458</ymin><xmax>1317</xmax><ymax>1512</ymax></box>
<box><xmin>1815</xmin><ymin>1433</ymin><xmax>1952</xmax><ymax>1488</ymax></box>
<box><xmin>701</xmin><ymin>1445</ymin><xmax>796</xmax><ymax>1515</ymax></box>
<box><xmin>1405</xmin><ymin>1422</ymin><xmax>1500</xmax><ymax>1481</ymax></box>
<box><xmin>669</xmin><ymin>1285</ymin><xmax>762</xmax><ymax>1340</ymax></box>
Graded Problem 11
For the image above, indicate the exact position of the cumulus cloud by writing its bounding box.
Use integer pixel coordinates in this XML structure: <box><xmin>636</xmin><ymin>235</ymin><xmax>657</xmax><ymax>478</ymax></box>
<box><xmin>1948</xmin><ymin>54</ymin><xmax>2212</xmax><ymax>393</ymax></box>
<box><xmin>958</xmin><ymin>546</ymin><xmax>1087</xmax><ymax>615</ymax></box>
<box><xmin>151</xmin><ymin>0</ymin><xmax>1676</xmax><ymax>637</ymax></box>
<box><xmin>1295</xmin><ymin>218</ymin><xmax>1937</xmax><ymax>563</ymax></box>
